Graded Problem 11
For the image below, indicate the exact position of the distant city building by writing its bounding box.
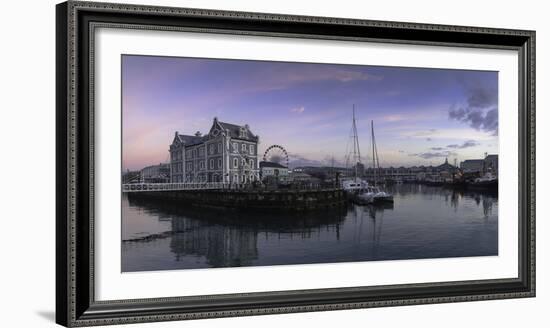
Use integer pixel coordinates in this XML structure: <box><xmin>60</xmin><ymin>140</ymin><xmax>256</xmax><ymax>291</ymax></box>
<box><xmin>436</xmin><ymin>158</ymin><xmax>456</xmax><ymax>172</ymax></box>
<box><xmin>365</xmin><ymin>158</ymin><xmax>457</xmax><ymax>182</ymax></box>
<box><xmin>169</xmin><ymin>117</ymin><xmax>259</xmax><ymax>183</ymax></box>
<box><xmin>484</xmin><ymin>154</ymin><xmax>498</xmax><ymax>175</ymax></box>
<box><xmin>289</xmin><ymin>172</ymin><xmax>321</xmax><ymax>187</ymax></box>
<box><xmin>460</xmin><ymin>159</ymin><xmax>485</xmax><ymax>173</ymax></box>
<box><xmin>259</xmin><ymin>161</ymin><xmax>289</xmax><ymax>182</ymax></box>
<box><xmin>122</xmin><ymin>170</ymin><xmax>141</xmax><ymax>184</ymax></box>
<box><xmin>354</xmin><ymin>162</ymin><xmax>365</xmax><ymax>176</ymax></box>
<box><xmin>460</xmin><ymin>154</ymin><xmax>498</xmax><ymax>175</ymax></box>
<box><xmin>141</xmin><ymin>163</ymin><xmax>170</xmax><ymax>183</ymax></box>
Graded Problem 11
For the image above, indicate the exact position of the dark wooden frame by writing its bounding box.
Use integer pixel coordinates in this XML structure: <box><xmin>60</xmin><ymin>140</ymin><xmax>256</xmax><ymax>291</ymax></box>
<box><xmin>56</xmin><ymin>1</ymin><xmax>536</xmax><ymax>326</ymax></box>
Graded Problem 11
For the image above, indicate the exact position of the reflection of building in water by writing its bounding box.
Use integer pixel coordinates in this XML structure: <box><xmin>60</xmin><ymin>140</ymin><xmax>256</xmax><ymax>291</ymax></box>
<box><xmin>170</xmin><ymin>218</ymin><xmax>259</xmax><ymax>267</ymax></box>
<box><xmin>126</xmin><ymin>195</ymin><xmax>348</xmax><ymax>268</ymax></box>
<box><xmin>482</xmin><ymin>195</ymin><xmax>495</xmax><ymax>219</ymax></box>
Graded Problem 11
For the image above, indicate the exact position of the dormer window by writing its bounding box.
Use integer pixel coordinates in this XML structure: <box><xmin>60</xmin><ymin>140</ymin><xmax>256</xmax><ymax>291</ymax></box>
<box><xmin>239</xmin><ymin>127</ymin><xmax>247</xmax><ymax>138</ymax></box>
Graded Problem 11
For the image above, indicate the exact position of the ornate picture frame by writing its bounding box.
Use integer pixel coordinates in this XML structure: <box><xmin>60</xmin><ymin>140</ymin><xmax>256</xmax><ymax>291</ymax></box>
<box><xmin>56</xmin><ymin>1</ymin><xmax>535</xmax><ymax>326</ymax></box>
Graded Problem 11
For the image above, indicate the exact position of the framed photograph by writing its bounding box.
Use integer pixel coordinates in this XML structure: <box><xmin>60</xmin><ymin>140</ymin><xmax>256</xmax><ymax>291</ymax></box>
<box><xmin>56</xmin><ymin>0</ymin><xmax>535</xmax><ymax>326</ymax></box>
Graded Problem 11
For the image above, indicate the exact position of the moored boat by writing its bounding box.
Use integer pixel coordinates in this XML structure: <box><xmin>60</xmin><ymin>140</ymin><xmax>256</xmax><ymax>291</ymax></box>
<box><xmin>469</xmin><ymin>172</ymin><xmax>498</xmax><ymax>191</ymax></box>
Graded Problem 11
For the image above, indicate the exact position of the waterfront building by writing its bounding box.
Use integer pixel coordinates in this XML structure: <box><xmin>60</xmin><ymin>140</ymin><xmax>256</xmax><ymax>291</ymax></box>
<box><xmin>259</xmin><ymin>161</ymin><xmax>289</xmax><ymax>183</ymax></box>
<box><xmin>141</xmin><ymin>163</ymin><xmax>170</xmax><ymax>183</ymax></box>
<box><xmin>289</xmin><ymin>171</ymin><xmax>321</xmax><ymax>187</ymax></box>
<box><xmin>460</xmin><ymin>154</ymin><xmax>498</xmax><ymax>175</ymax></box>
<box><xmin>122</xmin><ymin>169</ymin><xmax>141</xmax><ymax>184</ymax></box>
<box><xmin>365</xmin><ymin>158</ymin><xmax>457</xmax><ymax>182</ymax></box>
<box><xmin>436</xmin><ymin>158</ymin><xmax>456</xmax><ymax>172</ymax></box>
<box><xmin>354</xmin><ymin>162</ymin><xmax>366</xmax><ymax>177</ymax></box>
<box><xmin>484</xmin><ymin>154</ymin><xmax>499</xmax><ymax>175</ymax></box>
<box><xmin>460</xmin><ymin>159</ymin><xmax>485</xmax><ymax>173</ymax></box>
<box><xmin>169</xmin><ymin>117</ymin><xmax>259</xmax><ymax>183</ymax></box>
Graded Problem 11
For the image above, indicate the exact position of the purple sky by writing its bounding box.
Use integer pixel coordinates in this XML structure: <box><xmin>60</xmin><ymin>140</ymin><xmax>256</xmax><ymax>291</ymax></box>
<box><xmin>122</xmin><ymin>55</ymin><xmax>498</xmax><ymax>171</ymax></box>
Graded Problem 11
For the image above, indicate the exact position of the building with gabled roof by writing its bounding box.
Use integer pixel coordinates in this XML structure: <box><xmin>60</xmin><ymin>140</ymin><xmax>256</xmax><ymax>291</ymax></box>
<box><xmin>169</xmin><ymin>117</ymin><xmax>259</xmax><ymax>184</ymax></box>
<box><xmin>484</xmin><ymin>154</ymin><xmax>498</xmax><ymax>175</ymax></box>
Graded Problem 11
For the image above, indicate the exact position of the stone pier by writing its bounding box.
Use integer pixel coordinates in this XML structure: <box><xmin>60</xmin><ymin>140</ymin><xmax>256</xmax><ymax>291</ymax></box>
<box><xmin>127</xmin><ymin>188</ymin><xmax>346</xmax><ymax>212</ymax></box>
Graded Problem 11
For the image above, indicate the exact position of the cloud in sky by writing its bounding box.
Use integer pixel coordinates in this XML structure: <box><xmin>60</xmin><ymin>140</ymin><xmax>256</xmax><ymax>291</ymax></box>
<box><xmin>381</xmin><ymin>114</ymin><xmax>406</xmax><ymax>122</ymax></box>
<box><xmin>402</xmin><ymin>128</ymin><xmax>495</xmax><ymax>141</ymax></box>
<box><xmin>243</xmin><ymin>64</ymin><xmax>383</xmax><ymax>94</ymax></box>
<box><xmin>447</xmin><ymin>140</ymin><xmax>479</xmax><ymax>149</ymax></box>
<box><xmin>290</xmin><ymin>106</ymin><xmax>305</xmax><ymax>114</ymax></box>
<box><xmin>410</xmin><ymin>150</ymin><xmax>457</xmax><ymax>160</ymax></box>
<box><xmin>288</xmin><ymin>153</ymin><xmax>323</xmax><ymax>168</ymax></box>
<box><xmin>448</xmin><ymin>84</ymin><xmax>498</xmax><ymax>135</ymax></box>
<box><xmin>122</xmin><ymin>55</ymin><xmax>499</xmax><ymax>170</ymax></box>
<box><xmin>285</xmin><ymin>66</ymin><xmax>383</xmax><ymax>83</ymax></box>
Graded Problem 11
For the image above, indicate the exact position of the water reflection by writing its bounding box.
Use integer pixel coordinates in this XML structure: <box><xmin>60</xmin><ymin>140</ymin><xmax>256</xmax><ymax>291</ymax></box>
<box><xmin>387</xmin><ymin>184</ymin><xmax>497</xmax><ymax>218</ymax></box>
<box><xmin>122</xmin><ymin>184</ymin><xmax>498</xmax><ymax>272</ymax></box>
<box><xmin>124</xmin><ymin>196</ymin><xmax>348</xmax><ymax>268</ymax></box>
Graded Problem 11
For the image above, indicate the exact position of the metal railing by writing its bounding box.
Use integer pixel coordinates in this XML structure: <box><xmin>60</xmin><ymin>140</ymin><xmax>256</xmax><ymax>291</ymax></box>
<box><xmin>122</xmin><ymin>182</ymin><xmax>230</xmax><ymax>192</ymax></box>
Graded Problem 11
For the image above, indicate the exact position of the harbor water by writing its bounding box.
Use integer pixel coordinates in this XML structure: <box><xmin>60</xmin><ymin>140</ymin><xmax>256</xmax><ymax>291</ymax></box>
<box><xmin>121</xmin><ymin>184</ymin><xmax>498</xmax><ymax>272</ymax></box>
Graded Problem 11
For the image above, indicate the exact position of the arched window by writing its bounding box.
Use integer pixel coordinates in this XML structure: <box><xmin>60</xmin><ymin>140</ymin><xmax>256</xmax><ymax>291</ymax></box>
<box><xmin>233</xmin><ymin>158</ymin><xmax>238</xmax><ymax>168</ymax></box>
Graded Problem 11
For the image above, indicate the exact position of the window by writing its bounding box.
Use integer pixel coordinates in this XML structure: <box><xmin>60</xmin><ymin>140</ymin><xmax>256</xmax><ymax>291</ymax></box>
<box><xmin>218</xmin><ymin>158</ymin><xmax>222</xmax><ymax>169</ymax></box>
<box><xmin>232</xmin><ymin>142</ymin><xmax>238</xmax><ymax>153</ymax></box>
<box><xmin>242</xmin><ymin>143</ymin><xmax>247</xmax><ymax>152</ymax></box>
<box><xmin>242</xmin><ymin>159</ymin><xmax>246</xmax><ymax>167</ymax></box>
<box><xmin>249</xmin><ymin>159</ymin><xmax>254</xmax><ymax>167</ymax></box>
<box><xmin>233</xmin><ymin>158</ymin><xmax>238</xmax><ymax>168</ymax></box>
<box><xmin>233</xmin><ymin>174</ymin><xmax>238</xmax><ymax>182</ymax></box>
<box><xmin>199</xmin><ymin>161</ymin><xmax>204</xmax><ymax>170</ymax></box>
<box><xmin>210</xmin><ymin>159</ymin><xmax>214</xmax><ymax>169</ymax></box>
<box><xmin>250</xmin><ymin>174</ymin><xmax>254</xmax><ymax>182</ymax></box>
<box><xmin>209</xmin><ymin>144</ymin><xmax>214</xmax><ymax>155</ymax></box>
<box><xmin>217</xmin><ymin>142</ymin><xmax>222</xmax><ymax>153</ymax></box>
<box><xmin>249</xmin><ymin>145</ymin><xmax>254</xmax><ymax>154</ymax></box>
<box><xmin>242</xmin><ymin>175</ymin><xmax>246</xmax><ymax>183</ymax></box>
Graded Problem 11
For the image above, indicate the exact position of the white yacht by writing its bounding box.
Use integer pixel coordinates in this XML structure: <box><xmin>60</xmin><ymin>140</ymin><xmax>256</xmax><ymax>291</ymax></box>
<box><xmin>341</xmin><ymin>106</ymin><xmax>373</xmax><ymax>204</ymax></box>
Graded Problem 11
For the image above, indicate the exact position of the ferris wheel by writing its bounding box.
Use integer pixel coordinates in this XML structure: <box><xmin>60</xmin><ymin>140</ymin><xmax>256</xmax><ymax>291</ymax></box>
<box><xmin>263</xmin><ymin>145</ymin><xmax>289</xmax><ymax>168</ymax></box>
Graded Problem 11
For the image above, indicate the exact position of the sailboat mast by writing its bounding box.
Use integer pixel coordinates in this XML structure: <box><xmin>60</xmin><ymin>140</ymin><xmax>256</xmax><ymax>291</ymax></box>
<box><xmin>371</xmin><ymin>120</ymin><xmax>376</xmax><ymax>185</ymax></box>
<box><xmin>352</xmin><ymin>105</ymin><xmax>362</xmax><ymax>178</ymax></box>
<box><xmin>370</xmin><ymin>120</ymin><xmax>382</xmax><ymax>186</ymax></box>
